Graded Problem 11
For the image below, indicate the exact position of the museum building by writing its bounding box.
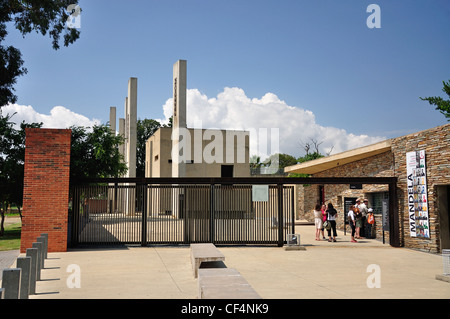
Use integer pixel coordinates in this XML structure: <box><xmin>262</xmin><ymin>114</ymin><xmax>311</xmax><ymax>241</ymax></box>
<box><xmin>285</xmin><ymin>123</ymin><xmax>450</xmax><ymax>253</ymax></box>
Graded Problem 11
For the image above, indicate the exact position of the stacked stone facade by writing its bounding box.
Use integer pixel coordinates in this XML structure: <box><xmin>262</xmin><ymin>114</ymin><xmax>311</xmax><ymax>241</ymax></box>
<box><xmin>296</xmin><ymin>123</ymin><xmax>449</xmax><ymax>253</ymax></box>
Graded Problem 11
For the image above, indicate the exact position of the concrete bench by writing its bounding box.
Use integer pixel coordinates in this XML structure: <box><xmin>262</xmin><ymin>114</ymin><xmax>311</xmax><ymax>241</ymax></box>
<box><xmin>190</xmin><ymin>243</ymin><xmax>225</xmax><ymax>278</ymax></box>
<box><xmin>198</xmin><ymin>268</ymin><xmax>261</xmax><ymax>299</ymax></box>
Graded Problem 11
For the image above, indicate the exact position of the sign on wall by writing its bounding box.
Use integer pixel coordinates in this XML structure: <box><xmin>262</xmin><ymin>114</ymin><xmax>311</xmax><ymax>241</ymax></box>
<box><xmin>252</xmin><ymin>185</ymin><xmax>269</xmax><ymax>202</ymax></box>
<box><xmin>406</xmin><ymin>150</ymin><xmax>430</xmax><ymax>238</ymax></box>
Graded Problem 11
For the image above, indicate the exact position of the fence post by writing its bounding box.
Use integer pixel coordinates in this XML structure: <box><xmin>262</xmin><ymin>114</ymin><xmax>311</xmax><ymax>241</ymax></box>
<box><xmin>277</xmin><ymin>183</ymin><xmax>284</xmax><ymax>247</ymax></box>
<box><xmin>1</xmin><ymin>268</ymin><xmax>21</xmax><ymax>299</ymax></box>
<box><xmin>209</xmin><ymin>184</ymin><xmax>215</xmax><ymax>243</ymax></box>
<box><xmin>16</xmin><ymin>256</ymin><xmax>31</xmax><ymax>299</ymax></box>
<box><xmin>141</xmin><ymin>182</ymin><xmax>148</xmax><ymax>247</ymax></box>
<box><xmin>32</xmin><ymin>242</ymin><xmax>43</xmax><ymax>280</ymax></box>
<box><xmin>26</xmin><ymin>248</ymin><xmax>38</xmax><ymax>294</ymax></box>
<box><xmin>291</xmin><ymin>186</ymin><xmax>295</xmax><ymax>235</ymax></box>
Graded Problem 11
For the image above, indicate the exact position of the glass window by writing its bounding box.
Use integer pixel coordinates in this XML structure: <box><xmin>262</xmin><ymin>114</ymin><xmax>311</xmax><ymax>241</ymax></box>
<box><xmin>367</xmin><ymin>192</ymin><xmax>389</xmax><ymax>215</ymax></box>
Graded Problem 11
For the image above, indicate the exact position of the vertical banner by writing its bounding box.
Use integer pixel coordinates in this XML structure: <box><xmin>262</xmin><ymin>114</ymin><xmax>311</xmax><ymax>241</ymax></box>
<box><xmin>406</xmin><ymin>150</ymin><xmax>430</xmax><ymax>238</ymax></box>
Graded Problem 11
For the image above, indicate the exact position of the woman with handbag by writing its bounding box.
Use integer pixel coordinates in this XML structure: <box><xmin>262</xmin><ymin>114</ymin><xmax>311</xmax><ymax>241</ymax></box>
<box><xmin>313</xmin><ymin>204</ymin><xmax>323</xmax><ymax>241</ymax></box>
<box><xmin>326</xmin><ymin>203</ymin><xmax>338</xmax><ymax>242</ymax></box>
<box><xmin>321</xmin><ymin>204</ymin><xmax>327</xmax><ymax>240</ymax></box>
<box><xmin>348</xmin><ymin>205</ymin><xmax>357</xmax><ymax>243</ymax></box>
<box><xmin>354</xmin><ymin>205</ymin><xmax>363</xmax><ymax>239</ymax></box>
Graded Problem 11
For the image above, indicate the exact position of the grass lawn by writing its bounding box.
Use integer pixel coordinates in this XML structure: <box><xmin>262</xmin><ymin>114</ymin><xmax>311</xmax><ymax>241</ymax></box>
<box><xmin>0</xmin><ymin>221</ymin><xmax>21</xmax><ymax>251</ymax></box>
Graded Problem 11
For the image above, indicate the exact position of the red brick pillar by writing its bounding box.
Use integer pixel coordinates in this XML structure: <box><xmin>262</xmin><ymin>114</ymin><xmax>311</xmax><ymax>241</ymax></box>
<box><xmin>20</xmin><ymin>128</ymin><xmax>71</xmax><ymax>253</ymax></box>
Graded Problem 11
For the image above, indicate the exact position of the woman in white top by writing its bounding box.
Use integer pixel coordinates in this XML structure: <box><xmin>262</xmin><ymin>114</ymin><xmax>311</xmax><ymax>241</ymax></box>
<box><xmin>348</xmin><ymin>205</ymin><xmax>357</xmax><ymax>243</ymax></box>
<box><xmin>313</xmin><ymin>204</ymin><xmax>323</xmax><ymax>241</ymax></box>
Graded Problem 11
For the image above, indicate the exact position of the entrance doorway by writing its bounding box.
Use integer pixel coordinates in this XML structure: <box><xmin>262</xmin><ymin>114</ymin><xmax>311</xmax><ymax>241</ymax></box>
<box><xmin>437</xmin><ymin>185</ymin><xmax>450</xmax><ymax>250</ymax></box>
<box><xmin>221</xmin><ymin>165</ymin><xmax>234</xmax><ymax>178</ymax></box>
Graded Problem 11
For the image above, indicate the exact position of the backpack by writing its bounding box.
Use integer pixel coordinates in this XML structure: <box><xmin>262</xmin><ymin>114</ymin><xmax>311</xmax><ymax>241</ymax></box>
<box><xmin>347</xmin><ymin>213</ymin><xmax>353</xmax><ymax>223</ymax></box>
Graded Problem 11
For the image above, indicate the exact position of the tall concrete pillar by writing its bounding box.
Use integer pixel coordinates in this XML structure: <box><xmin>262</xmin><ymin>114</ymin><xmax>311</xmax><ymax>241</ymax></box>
<box><xmin>124</xmin><ymin>97</ymin><xmax>129</xmax><ymax>171</ymax></box>
<box><xmin>172</xmin><ymin>60</ymin><xmax>187</xmax><ymax>178</ymax></box>
<box><xmin>123</xmin><ymin>78</ymin><xmax>137</xmax><ymax>216</ymax></box>
<box><xmin>109</xmin><ymin>106</ymin><xmax>116</xmax><ymax>135</ymax></box>
<box><xmin>126</xmin><ymin>78</ymin><xmax>137</xmax><ymax>178</ymax></box>
<box><xmin>118</xmin><ymin>118</ymin><xmax>125</xmax><ymax>162</ymax></box>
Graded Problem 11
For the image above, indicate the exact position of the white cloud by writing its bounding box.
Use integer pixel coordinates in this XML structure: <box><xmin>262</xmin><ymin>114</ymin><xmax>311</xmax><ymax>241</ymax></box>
<box><xmin>161</xmin><ymin>87</ymin><xmax>385</xmax><ymax>159</ymax></box>
<box><xmin>3</xmin><ymin>88</ymin><xmax>385</xmax><ymax>161</ymax></box>
<box><xmin>1</xmin><ymin>104</ymin><xmax>101</xmax><ymax>129</ymax></box>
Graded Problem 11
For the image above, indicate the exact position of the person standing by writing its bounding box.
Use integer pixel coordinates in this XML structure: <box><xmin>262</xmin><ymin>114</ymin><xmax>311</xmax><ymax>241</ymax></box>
<box><xmin>366</xmin><ymin>208</ymin><xmax>375</xmax><ymax>239</ymax></box>
<box><xmin>321</xmin><ymin>204</ymin><xmax>327</xmax><ymax>240</ymax></box>
<box><xmin>313</xmin><ymin>204</ymin><xmax>323</xmax><ymax>241</ymax></box>
<box><xmin>359</xmin><ymin>199</ymin><xmax>368</xmax><ymax>238</ymax></box>
<box><xmin>354</xmin><ymin>204</ymin><xmax>363</xmax><ymax>239</ymax></box>
<box><xmin>326</xmin><ymin>203</ymin><xmax>338</xmax><ymax>242</ymax></box>
<box><xmin>348</xmin><ymin>205</ymin><xmax>357</xmax><ymax>243</ymax></box>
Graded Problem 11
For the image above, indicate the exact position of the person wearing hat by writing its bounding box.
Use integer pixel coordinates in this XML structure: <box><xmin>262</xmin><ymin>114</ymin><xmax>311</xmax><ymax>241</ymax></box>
<box><xmin>359</xmin><ymin>199</ymin><xmax>368</xmax><ymax>237</ymax></box>
<box><xmin>366</xmin><ymin>208</ymin><xmax>375</xmax><ymax>239</ymax></box>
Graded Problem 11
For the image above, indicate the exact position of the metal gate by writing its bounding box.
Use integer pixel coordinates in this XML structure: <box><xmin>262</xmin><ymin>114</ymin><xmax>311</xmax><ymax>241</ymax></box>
<box><xmin>69</xmin><ymin>178</ymin><xmax>295</xmax><ymax>247</ymax></box>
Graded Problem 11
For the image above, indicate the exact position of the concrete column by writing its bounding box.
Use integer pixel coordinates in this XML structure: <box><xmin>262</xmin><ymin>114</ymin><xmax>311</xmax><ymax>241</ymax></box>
<box><xmin>172</xmin><ymin>60</ymin><xmax>187</xmax><ymax>178</ymax></box>
<box><xmin>119</xmin><ymin>118</ymin><xmax>125</xmax><ymax>164</ymax></box>
<box><xmin>37</xmin><ymin>236</ymin><xmax>46</xmax><ymax>269</ymax></box>
<box><xmin>127</xmin><ymin>77</ymin><xmax>137</xmax><ymax>178</ymax></box>
<box><xmin>1</xmin><ymin>268</ymin><xmax>21</xmax><ymax>299</ymax></box>
<box><xmin>124</xmin><ymin>97</ymin><xmax>129</xmax><ymax>168</ymax></box>
<box><xmin>40</xmin><ymin>233</ymin><xmax>48</xmax><ymax>259</ymax></box>
<box><xmin>26</xmin><ymin>248</ymin><xmax>38</xmax><ymax>295</ymax></box>
<box><xmin>16</xmin><ymin>257</ymin><xmax>31</xmax><ymax>299</ymax></box>
<box><xmin>32</xmin><ymin>242</ymin><xmax>43</xmax><ymax>280</ymax></box>
<box><xmin>110</xmin><ymin>106</ymin><xmax>117</xmax><ymax>135</ymax></box>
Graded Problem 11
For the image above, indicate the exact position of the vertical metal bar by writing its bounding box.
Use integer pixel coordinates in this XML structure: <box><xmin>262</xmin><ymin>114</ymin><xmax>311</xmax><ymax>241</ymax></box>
<box><xmin>291</xmin><ymin>186</ymin><xmax>295</xmax><ymax>235</ymax></box>
<box><xmin>208</xmin><ymin>184</ymin><xmax>213</xmax><ymax>243</ymax></box>
<box><xmin>74</xmin><ymin>185</ymin><xmax>79</xmax><ymax>246</ymax></box>
<box><xmin>141</xmin><ymin>183</ymin><xmax>147</xmax><ymax>246</ymax></box>
<box><xmin>277</xmin><ymin>183</ymin><xmax>283</xmax><ymax>247</ymax></box>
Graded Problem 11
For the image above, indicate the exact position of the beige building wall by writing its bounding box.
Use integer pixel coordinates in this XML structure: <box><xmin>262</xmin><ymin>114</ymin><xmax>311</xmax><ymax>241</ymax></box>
<box><xmin>145</xmin><ymin>127</ymin><xmax>173</xmax><ymax>178</ymax></box>
<box><xmin>145</xmin><ymin>128</ymin><xmax>250</xmax><ymax>178</ymax></box>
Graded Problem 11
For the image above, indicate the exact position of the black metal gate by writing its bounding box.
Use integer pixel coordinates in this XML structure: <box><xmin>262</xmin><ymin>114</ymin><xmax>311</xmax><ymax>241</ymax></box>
<box><xmin>69</xmin><ymin>178</ymin><xmax>295</xmax><ymax>247</ymax></box>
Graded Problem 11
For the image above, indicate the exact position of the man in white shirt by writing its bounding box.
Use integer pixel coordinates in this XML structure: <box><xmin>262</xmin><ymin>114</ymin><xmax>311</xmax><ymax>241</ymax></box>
<box><xmin>359</xmin><ymin>199</ymin><xmax>369</xmax><ymax>237</ymax></box>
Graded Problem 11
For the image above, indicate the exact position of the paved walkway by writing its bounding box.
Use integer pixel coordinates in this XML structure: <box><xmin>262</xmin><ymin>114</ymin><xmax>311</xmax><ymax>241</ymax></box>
<box><xmin>2</xmin><ymin>223</ymin><xmax>449</xmax><ymax>300</ymax></box>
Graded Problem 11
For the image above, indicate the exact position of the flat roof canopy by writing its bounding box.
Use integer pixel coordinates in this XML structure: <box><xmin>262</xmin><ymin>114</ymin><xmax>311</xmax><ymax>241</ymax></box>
<box><xmin>284</xmin><ymin>139</ymin><xmax>392</xmax><ymax>175</ymax></box>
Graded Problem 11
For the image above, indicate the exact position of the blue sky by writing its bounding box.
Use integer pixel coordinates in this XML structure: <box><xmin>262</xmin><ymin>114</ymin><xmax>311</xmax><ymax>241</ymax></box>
<box><xmin>4</xmin><ymin>0</ymin><xmax>450</xmax><ymax>157</ymax></box>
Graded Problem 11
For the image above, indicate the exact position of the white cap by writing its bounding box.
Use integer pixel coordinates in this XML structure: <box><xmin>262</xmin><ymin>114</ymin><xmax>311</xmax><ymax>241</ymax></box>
<box><xmin>368</xmin><ymin>208</ymin><xmax>373</xmax><ymax>212</ymax></box>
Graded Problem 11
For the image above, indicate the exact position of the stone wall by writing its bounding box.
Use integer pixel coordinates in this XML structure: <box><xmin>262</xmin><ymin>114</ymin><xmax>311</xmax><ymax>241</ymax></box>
<box><xmin>297</xmin><ymin>151</ymin><xmax>393</xmax><ymax>228</ymax></box>
<box><xmin>296</xmin><ymin>123</ymin><xmax>450</xmax><ymax>253</ymax></box>
<box><xmin>390</xmin><ymin>124</ymin><xmax>450</xmax><ymax>253</ymax></box>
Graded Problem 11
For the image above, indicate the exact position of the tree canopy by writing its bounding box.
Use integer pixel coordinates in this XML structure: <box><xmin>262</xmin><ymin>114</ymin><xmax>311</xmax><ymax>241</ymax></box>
<box><xmin>70</xmin><ymin>124</ymin><xmax>127</xmax><ymax>180</ymax></box>
<box><xmin>420</xmin><ymin>79</ymin><xmax>450</xmax><ymax>121</ymax></box>
<box><xmin>136</xmin><ymin>118</ymin><xmax>161</xmax><ymax>178</ymax></box>
<box><xmin>1</xmin><ymin>0</ymin><xmax>80</xmax><ymax>107</ymax></box>
<box><xmin>0</xmin><ymin>113</ymin><xmax>41</xmax><ymax>234</ymax></box>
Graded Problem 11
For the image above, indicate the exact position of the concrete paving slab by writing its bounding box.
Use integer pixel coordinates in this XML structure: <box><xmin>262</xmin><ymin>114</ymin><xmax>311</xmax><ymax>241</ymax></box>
<box><xmin>1</xmin><ymin>224</ymin><xmax>449</xmax><ymax>300</ymax></box>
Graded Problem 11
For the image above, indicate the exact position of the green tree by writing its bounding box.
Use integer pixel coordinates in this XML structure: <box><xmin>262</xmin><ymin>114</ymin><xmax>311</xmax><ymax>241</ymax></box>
<box><xmin>136</xmin><ymin>118</ymin><xmax>161</xmax><ymax>177</ymax></box>
<box><xmin>297</xmin><ymin>152</ymin><xmax>324</xmax><ymax>163</ymax></box>
<box><xmin>420</xmin><ymin>79</ymin><xmax>450</xmax><ymax>121</ymax></box>
<box><xmin>0</xmin><ymin>113</ymin><xmax>41</xmax><ymax>234</ymax></box>
<box><xmin>70</xmin><ymin>124</ymin><xmax>127</xmax><ymax>180</ymax></box>
<box><xmin>1</xmin><ymin>0</ymin><xmax>80</xmax><ymax>107</ymax></box>
<box><xmin>268</xmin><ymin>153</ymin><xmax>298</xmax><ymax>169</ymax></box>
